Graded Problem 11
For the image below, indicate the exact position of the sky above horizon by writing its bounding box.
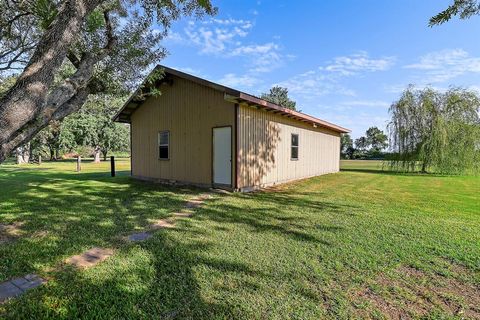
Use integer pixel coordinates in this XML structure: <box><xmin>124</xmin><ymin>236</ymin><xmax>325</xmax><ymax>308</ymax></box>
<box><xmin>160</xmin><ymin>0</ymin><xmax>480</xmax><ymax>138</ymax></box>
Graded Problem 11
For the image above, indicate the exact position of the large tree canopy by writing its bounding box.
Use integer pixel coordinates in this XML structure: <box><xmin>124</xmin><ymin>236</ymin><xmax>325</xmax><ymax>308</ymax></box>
<box><xmin>365</xmin><ymin>126</ymin><xmax>388</xmax><ymax>153</ymax></box>
<box><xmin>261</xmin><ymin>86</ymin><xmax>297</xmax><ymax>111</ymax></box>
<box><xmin>388</xmin><ymin>86</ymin><xmax>480</xmax><ymax>174</ymax></box>
<box><xmin>0</xmin><ymin>0</ymin><xmax>216</xmax><ymax>163</ymax></box>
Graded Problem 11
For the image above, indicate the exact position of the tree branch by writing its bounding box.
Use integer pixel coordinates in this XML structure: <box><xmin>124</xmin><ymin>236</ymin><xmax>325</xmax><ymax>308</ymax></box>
<box><xmin>0</xmin><ymin>88</ymin><xmax>90</xmax><ymax>162</ymax></box>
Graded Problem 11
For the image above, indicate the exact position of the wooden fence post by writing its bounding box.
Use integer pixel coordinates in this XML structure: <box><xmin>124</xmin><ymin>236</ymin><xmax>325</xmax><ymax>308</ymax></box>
<box><xmin>111</xmin><ymin>156</ymin><xmax>115</xmax><ymax>177</ymax></box>
<box><xmin>77</xmin><ymin>156</ymin><xmax>81</xmax><ymax>172</ymax></box>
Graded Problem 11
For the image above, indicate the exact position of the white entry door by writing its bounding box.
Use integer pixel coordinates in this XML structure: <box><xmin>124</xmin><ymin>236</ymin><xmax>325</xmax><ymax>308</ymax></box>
<box><xmin>213</xmin><ymin>127</ymin><xmax>232</xmax><ymax>186</ymax></box>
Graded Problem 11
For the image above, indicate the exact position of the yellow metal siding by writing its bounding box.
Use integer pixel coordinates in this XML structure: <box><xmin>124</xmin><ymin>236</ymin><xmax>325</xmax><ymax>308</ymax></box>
<box><xmin>131</xmin><ymin>76</ymin><xmax>235</xmax><ymax>185</ymax></box>
<box><xmin>237</xmin><ymin>104</ymin><xmax>341</xmax><ymax>189</ymax></box>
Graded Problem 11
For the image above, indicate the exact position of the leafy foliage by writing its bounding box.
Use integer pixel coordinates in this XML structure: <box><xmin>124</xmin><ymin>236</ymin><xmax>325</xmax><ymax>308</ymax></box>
<box><xmin>388</xmin><ymin>86</ymin><xmax>480</xmax><ymax>174</ymax></box>
<box><xmin>30</xmin><ymin>94</ymin><xmax>130</xmax><ymax>160</ymax></box>
<box><xmin>365</xmin><ymin>127</ymin><xmax>388</xmax><ymax>152</ymax></box>
<box><xmin>340</xmin><ymin>134</ymin><xmax>354</xmax><ymax>159</ymax></box>
<box><xmin>0</xmin><ymin>0</ymin><xmax>216</xmax><ymax>162</ymax></box>
<box><xmin>261</xmin><ymin>86</ymin><xmax>297</xmax><ymax>111</ymax></box>
<box><xmin>430</xmin><ymin>0</ymin><xmax>480</xmax><ymax>26</ymax></box>
<box><xmin>60</xmin><ymin>94</ymin><xmax>130</xmax><ymax>159</ymax></box>
<box><xmin>341</xmin><ymin>128</ymin><xmax>388</xmax><ymax>159</ymax></box>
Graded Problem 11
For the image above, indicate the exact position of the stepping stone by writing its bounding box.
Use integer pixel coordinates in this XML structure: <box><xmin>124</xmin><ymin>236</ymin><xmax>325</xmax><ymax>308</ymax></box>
<box><xmin>172</xmin><ymin>212</ymin><xmax>193</xmax><ymax>218</ymax></box>
<box><xmin>0</xmin><ymin>281</ymin><xmax>23</xmax><ymax>303</ymax></box>
<box><xmin>65</xmin><ymin>247</ymin><xmax>113</xmax><ymax>268</ymax></box>
<box><xmin>151</xmin><ymin>219</ymin><xmax>175</xmax><ymax>229</ymax></box>
<box><xmin>127</xmin><ymin>232</ymin><xmax>152</xmax><ymax>242</ymax></box>
<box><xmin>195</xmin><ymin>194</ymin><xmax>212</xmax><ymax>200</ymax></box>
<box><xmin>185</xmin><ymin>200</ymin><xmax>203</xmax><ymax>208</ymax></box>
<box><xmin>0</xmin><ymin>274</ymin><xmax>45</xmax><ymax>303</ymax></box>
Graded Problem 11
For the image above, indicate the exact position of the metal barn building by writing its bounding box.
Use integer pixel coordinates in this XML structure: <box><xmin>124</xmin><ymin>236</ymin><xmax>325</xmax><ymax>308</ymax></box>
<box><xmin>114</xmin><ymin>66</ymin><xmax>350</xmax><ymax>191</ymax></box>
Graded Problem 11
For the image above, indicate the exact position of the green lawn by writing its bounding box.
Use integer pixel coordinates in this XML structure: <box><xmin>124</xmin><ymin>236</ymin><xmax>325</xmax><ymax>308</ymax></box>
<box><xmin>0</xmin><ymin>159</ymin><xmax>479</xmax><ymax>319</ymax></box>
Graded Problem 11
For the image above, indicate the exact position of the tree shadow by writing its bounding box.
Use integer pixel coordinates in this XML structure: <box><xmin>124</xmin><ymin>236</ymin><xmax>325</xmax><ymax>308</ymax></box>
<box><xmin>0</xmin><ymin>165</ymin><xmax>356</xmax><ymax>318</ymax></box>
<box><xmin>1</xmin><ymin>229</ymin><xmax>253</xmax><ymax>319</ymax></box>
<box><xmin>0</xmin><ymin>169</ymin><xmax>203</xmax><ymax>282</ymax></box>
<box><xmin>340</xmin><ymin>168</ymin><xmax>452</xmax><ymax>178</ymax></box>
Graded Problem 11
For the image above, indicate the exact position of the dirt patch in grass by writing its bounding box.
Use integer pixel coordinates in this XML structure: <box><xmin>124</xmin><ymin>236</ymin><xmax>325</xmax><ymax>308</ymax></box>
<box><xmin>352</xmin><ymin>263</ymin><xmax>480</xmax><ymax>319</ymax></box>
<box><xmin>0</xmin><ymin>222</ymin><xmax>25</xmax><ymax>244</ymax></box>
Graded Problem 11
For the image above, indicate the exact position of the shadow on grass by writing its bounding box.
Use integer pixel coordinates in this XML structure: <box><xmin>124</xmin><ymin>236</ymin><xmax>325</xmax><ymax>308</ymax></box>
<box><xmin>0</xmin><ymin>166</ymin><xmax>354</xmax><ymax>318</ymax></box>
<box><xmin>340</xmin><ymin>168</ymin><xmax>451</xmax><ymax>178</ymax></box>
<box><xmin>1</xmin><ymin>231</ymin><xmax>248</xmax><ymax>318</ymax></box>
<box><xmin>0</xmin><ymin>168</ymin><xmax>202</xmax><ymax>281</ymax></box>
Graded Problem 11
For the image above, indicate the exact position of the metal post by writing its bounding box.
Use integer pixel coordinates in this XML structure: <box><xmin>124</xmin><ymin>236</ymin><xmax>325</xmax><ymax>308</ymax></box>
<box><xmin>77</xmin><ymin>156</ymin><xmax>81</xmax><ymax>172</ymax></box>
<box><xmin>110</xmin><ymin>156</ymin><xmax>115</xmax><ymax>177</ymax></box>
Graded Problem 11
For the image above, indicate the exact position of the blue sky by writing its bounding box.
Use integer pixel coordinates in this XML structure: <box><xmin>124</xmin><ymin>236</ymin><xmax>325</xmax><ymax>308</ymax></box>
<box><xmin>160</xmin><ymin>0</ymin><xmax>480</xmax><ymax>138</ymax></box>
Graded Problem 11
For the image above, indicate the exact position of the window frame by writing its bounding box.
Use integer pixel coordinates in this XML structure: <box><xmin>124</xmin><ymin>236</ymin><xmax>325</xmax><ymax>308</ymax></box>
<box><xmin>158</xmin><ymin>130</ymin><xmax>170</xmax><ymax>160</ymax></box>
<box><xmin>291</xmin><ymin>133</ymin><xmax>299</xmax><ymax>161</ymax></box>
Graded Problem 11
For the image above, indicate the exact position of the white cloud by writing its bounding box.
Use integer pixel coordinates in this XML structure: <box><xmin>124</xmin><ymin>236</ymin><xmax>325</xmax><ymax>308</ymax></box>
<box><xmin>164</xmin><ymin>31</ymin><xmax>183</xmax><ymax>43</ymax></box>
<box><xmin>278</xmin><ymin>70</ymin><xmax>356</xmax><ymax>99</ymax></box>
<box><xmin>341</xmin><ymin>100</ymin><xmax>390</xmax><ymax>108</ymax></box>
<box><xmin>468</xmin><ymin>85</ymin><xmax>480</xmax><ymax>93</ymax></box>
<box><xmin>184</xmin><ymin>20</ymin><xmax>252</xmax><ymax>55</ymax></box>
<box><xmin>231</xmin><ymin>43</ymin><xmax>286</xmax><ymax>73</ymax></box>
<box><xmin>324</xmin><ymin>51</ymin><xmax>395</xmax><ymax>76</ymax></box>
<box><xmin>318</xmin><ymin>110</ymin><xmax>389</xmax><ymax>139</ymax></box>
<box><xmin>183</xmin><ymin>19</ymin><xmax>252</xmax><ymax>55</ymax></box>
<box><xmin>404</xmin><ymin>49</ymin><xmax>480</xmax><ymax>83</ymax></box>
<box><xmin>172</xmin><ymin>66</ymin><xmax>204</xmax><ymax>77</ymax></box>
<box><xmin>171</xmin><ymin>18</ymin><xmax>289</xmax><ymax>74</ymax></box>
<box><xmin>218</xmin><ymin>73</ymin><xmax>261</xmax><ymax>88</ymax></box>
<box><xmin>277</xmin><ymin>52</ymin><xmax>393</xmax><ymax>99</ymax></box>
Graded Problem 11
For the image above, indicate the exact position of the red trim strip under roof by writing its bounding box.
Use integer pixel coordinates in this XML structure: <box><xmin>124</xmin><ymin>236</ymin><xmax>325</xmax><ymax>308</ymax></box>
<box><xmin>114</xmin><ymin>65</ymin><xmax>350</xmax><ymax>134</ymax></box>
<box><xmin>236</xmin><ymin>92</ymin><xmax>350</xmax><ymax>133</ymax></box>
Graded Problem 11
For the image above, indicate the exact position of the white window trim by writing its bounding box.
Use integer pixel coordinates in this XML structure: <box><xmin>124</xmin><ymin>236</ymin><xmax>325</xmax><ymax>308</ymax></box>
<box><xmin>158</xmin><ymin>130</ymin><xmax>170</xmax><ymax>160</ymax></box>
<box><xmin>291</xmin><ymin>133</ymin><xmax>299</xmax><ymax>161</ymax></box>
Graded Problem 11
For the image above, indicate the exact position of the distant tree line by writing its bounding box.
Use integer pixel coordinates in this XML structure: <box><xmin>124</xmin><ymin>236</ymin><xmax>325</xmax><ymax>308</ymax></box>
<box><xmin>1</xmin><ymin>73</ymin><xmax>129</xmax><ymax>164</ymax></box>
<box><xmin>31</xmin><ymin>94</ymin><xmax>129</xmax><ymax>163</ymax></box>
<box><xmin>341</xmin><ymin>126</ymin><xmax>388</xmax><ymax>160</ymax></box>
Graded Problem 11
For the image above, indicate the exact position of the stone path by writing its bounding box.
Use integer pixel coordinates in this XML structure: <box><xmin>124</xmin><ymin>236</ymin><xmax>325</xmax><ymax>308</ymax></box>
<box><xmin>65</xmin><ymin>247</ymin><xmax>114</xmax><ymax>268</ymax></box>
<box><xmin>127</xmin><ymin>232</ymin><xmax>152</xmax><ymax>242</ymax></box>
<box><xmin>127</xmin><ymin>193</ymin><xmax>211</xmax><ymax>241</ymax></box>
<box><xmin>0</xmin><ymin>274</ymin><xmax>45</xmax><ymax>303</ymax></box>
<box><xmin>0</xmin><ymin>193</ymin><xmax>211</xmax><ymax>303</ymax></box>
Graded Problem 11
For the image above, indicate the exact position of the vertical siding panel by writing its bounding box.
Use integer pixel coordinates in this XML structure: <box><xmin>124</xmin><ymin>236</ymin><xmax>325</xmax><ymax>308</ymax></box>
<box><xmin>236</xmin><ymin>104</ymin><xmax>341</xmax><ymax>189</ymax></box>
<box><xmin>130</xmin><ymin>76</ymin><xmax>235</xmax><ymax>185</ymax></box>
<box><xmin>131</xmin><ymin>81</ymin><xmax>341</xmax><ymax>190</ymax></box>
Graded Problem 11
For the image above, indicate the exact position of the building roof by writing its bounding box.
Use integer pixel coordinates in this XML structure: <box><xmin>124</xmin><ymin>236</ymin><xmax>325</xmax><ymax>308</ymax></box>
<box><xmin>114</xmin><ymin>65</ymin><xmax>350</xmax><ymax>133</ymax></box>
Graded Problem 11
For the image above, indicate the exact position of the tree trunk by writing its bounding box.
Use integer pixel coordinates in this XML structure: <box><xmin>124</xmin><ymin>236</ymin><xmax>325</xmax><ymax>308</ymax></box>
<box><xmin>16</xmin><ymin>150</ymin><xmax>24</xmax><ymax>164</ymax></box>
<box><xmin>15</xmin><ymin>143</ymin><xmax>30</xmax><ymax>164</ymax></box>
<box><xmin>421</xmin><ymin>162</ymin><xmax>428</xmax><ymax>173</ymax></box>
<box><xmin>0</xmin><ymin>89</ymin><xmax>90</xmax><ymax>162</ymax></box>
<box><xmin>0</xmin><ymin>0</ymin><xmax>104</xmax><ymax>164</ymax></box>
<box><xmin>93</xmin><ymin>146</ymin><xmax>101</xmax><ymax>163</ymax></box>
<box><xmin>102</xmin><ymin>150</ymin><xmax>108</xmax><ymax>162</ymax></box>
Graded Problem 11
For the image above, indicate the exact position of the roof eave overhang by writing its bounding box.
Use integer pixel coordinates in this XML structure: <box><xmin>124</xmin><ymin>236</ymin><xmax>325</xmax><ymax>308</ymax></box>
<box><xmin>114</xmin><ymin>65</ymin><xmax>351</xmax><ymax>134</ymax></box>
<box><xmin>226</xmin><ymin>92</ymin><xmax>351</xmax><ymax>134</ymax></box>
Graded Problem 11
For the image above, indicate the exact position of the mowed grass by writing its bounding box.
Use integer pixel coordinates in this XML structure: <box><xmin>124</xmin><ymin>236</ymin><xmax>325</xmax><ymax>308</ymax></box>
<box><xmin>0</xmin><ymin>159</ymin><xmax>479</xmax><ymax>319</ymax></box>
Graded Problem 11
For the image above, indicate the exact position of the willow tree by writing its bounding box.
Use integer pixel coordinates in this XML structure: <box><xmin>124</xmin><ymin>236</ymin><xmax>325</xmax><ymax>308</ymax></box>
<box><xmin>388</xmin><ymin>86</ymin><xmax>480</xmax><ymax>174</ymax></box>
<box><xmin>0</xmin><ymin>0</ymin><xmax>216</xmax><ymax>163</ymax></box>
